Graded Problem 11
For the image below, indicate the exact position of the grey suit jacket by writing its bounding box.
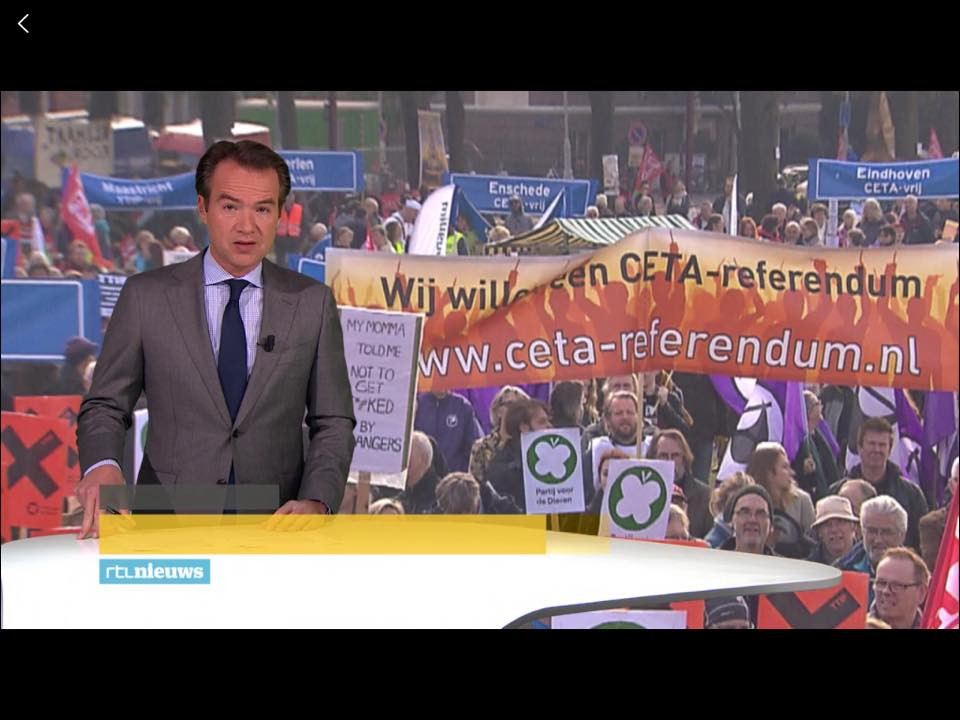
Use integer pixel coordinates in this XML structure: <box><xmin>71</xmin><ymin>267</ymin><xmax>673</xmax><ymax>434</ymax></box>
<box><xmin>78</xmin><ymin>252</ymin><xmax>356</xmax><ymax>512</ymax></box>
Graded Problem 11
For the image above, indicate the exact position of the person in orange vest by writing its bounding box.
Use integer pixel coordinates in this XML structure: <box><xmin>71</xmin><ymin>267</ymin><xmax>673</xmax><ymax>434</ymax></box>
<box><xmin>275</xmin><ymin>191</ymin><xmax>303</xmax><ymax>268</ymax></box>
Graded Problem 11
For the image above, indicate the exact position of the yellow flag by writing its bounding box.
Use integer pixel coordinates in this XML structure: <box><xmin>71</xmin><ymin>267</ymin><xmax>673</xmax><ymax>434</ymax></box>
<box><xmin>862</xmin><ymin>91</ymin><xmax>896</xmax><ymax>162</ymax></box>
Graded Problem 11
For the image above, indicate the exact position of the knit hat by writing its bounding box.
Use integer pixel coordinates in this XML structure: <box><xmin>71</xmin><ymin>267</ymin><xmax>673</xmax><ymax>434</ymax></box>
<box><xmin>705</xmin><ymin>596</ymin><xmax>751</xmax><ymax>627</ymax></box>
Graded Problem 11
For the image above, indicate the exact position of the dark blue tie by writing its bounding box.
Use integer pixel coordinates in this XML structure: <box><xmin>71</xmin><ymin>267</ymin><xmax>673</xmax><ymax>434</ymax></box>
<box><xmin>218</xmin><ymin>279</ymin><xmax>249</xmax><ymax>490</ymax></box>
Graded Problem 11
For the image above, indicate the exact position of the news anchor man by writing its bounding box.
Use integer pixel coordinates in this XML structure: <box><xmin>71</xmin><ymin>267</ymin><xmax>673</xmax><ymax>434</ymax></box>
<box><xmin>75</xmin><ymin>140</ymin><xmax>356</xmax><ymax>538</ymax></box>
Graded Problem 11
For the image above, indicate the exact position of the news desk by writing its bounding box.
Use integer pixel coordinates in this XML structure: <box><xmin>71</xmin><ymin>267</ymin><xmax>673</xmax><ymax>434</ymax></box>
<box><xmin>1</xmin><ymin>523</ymin><xmax>839</xmax><ymax>629</ymax></box>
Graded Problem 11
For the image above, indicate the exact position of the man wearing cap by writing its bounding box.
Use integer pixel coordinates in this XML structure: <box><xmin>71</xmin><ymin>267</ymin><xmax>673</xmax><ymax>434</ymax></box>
<box><xmin>51</xmin><ymin>337</ymin><xmax>99</xmax><ymax>396</ymax></box>
<box><xmin>388</xmin><ymin>200</ymin><xmax>421</xmax><ymax>252</ymax></box>
<box><xmin>807</xmin><ymin>495</ymin><xmax>859</xmax><ymax>565</ymax></box>
<box><xmin>720</xmin><ymin>485</ymin><xmax>778</xmax><ymax>556</ymax></box>
<box><xmin>504</xmin><ymin>196</ymin><xmax>533</xmax><ymax>235</ymax></box>
<box><xmin>704</xmin><ymin>596</ymin><xmax>753</xmax><ymax>629</ymax></box>
<box><xmin>719</xmin><ymin>485</ymin><xmax>778</xmax><ymax>625</ymax></box>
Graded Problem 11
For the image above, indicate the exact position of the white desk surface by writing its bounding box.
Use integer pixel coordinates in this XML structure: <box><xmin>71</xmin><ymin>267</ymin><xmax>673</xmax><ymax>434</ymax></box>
<box><xmin>2</xmin><ymin>529</ymin><xmax>840</xmax><ymax>628</ymax></box>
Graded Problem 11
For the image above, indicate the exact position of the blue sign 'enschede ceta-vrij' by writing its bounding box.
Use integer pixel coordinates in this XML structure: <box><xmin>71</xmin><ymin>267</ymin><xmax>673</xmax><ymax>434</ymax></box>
<box><xmin>277</xmin><ymin>151</ymin><xmax>364</xmax><ymax>193</ymax></box>
<box><xmin>448</xmin><ymin>173</ymin><xmax>596</xmax><ymax>216</ymax></box>
<box><xmin>808</xmin><ymin>157</ymin><xmax>959</xmax><ymax>200</ymax></box>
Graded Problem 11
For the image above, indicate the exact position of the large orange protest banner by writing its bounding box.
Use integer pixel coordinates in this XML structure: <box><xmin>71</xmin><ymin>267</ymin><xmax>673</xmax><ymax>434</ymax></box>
<box><xmin>326</xmin><ymin>230</ymin><xmax>959</xmax><ymax>392</ymax></box>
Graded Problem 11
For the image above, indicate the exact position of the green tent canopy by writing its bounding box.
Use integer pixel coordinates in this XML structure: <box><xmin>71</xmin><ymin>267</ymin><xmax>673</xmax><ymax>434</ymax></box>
<box><xmin>483</xmin><ymin>216</ymin><xmax>697</xmax><ymax>255</ymax></box>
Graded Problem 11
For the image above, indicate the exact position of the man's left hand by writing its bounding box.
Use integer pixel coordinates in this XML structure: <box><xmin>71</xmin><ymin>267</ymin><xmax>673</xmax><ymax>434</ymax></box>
<box><xmin>264</xmin><ymin>500</ymin><xmax>329</xmax><ymax>532</ymax></box>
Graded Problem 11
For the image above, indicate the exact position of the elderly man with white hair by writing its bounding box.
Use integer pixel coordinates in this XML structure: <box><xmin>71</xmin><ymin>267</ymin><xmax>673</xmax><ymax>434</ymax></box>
<box><xmin>900</xmin><ymin>193</ymin><xmax>935</xmax><ymax>245</ymax></box>
<box><xmin>395</xmin><ymin>431</ymin><xmax>440</xmax><ymax>514</ymax></box>
<box><xmin>836</xmin><ymin>494</ymin><xmax>908</xmax><ymax>606</ymax></box>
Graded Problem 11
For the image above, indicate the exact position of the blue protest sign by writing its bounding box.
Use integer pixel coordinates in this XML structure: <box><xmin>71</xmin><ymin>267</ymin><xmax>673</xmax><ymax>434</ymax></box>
<box><xmin>277</xmin><ymin>151</ymin><xmax>364</xmax><ymax>192</ymax></box>
<box><xmin>296</xmin><ymin>257</ymin><xmax>325</xmax><ymax>283</ymax></box>
<box><xmin>68</xmin><ymin>168</ymin><xmax>197</xmax><ymax>210</ymax></box>
<box><xmin>1</xmin><ymin>279</ymin><xmax>102</xmax><ymax>360</ymax></box>
<box><xmin>449</xmin><ymin>173</ymin><xmax>595</xmax><ymax>216</ymax></box>
<box><xmin>808</xmin><ymin>157</ymin><xmax>959</xmax><ymax>200</ymax></box>
<box><xmin>1</xmin><ymin>237</ymin><xmax>17</xmax><ymax>278</ymax></box>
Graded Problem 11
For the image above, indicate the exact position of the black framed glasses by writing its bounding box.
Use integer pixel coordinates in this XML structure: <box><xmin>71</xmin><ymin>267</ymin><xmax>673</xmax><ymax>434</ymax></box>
<box><xmin>872</xmin><ymin>579</ymin><xmax>921</xmax><ymax>593</ymax></box>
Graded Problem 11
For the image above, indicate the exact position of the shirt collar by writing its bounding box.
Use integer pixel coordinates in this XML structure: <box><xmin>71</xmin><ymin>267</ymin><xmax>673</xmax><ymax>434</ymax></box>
<box><xmin>203</xmin><ymin>247</ymin><xmax>263</xmax><ymax>288</ymax></box>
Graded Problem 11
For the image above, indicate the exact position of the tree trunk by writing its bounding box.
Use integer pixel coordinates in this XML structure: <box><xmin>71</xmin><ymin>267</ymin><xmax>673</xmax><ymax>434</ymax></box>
<box><xmin>739</xmin><ymin>91</ymin><xmax>779</xmax><ymax>222</ymax></box>
<box><xmin>328</xmin><ymin>91</ymin><xmax>338</xmax><ymax>150</ymax></box>
<box><xmin>931</xmin><ymin>90</ymin><xmax>960</xmax><ymax>156</ymax></box>
<box><xmin>144</xmin><ymin>92</ymin><xmax>166</xmax><ymax>130</ymax></box>
<box><xmin>888</xmin><ymin>90</ymin><xmax>918</xmax><ymax>160</ymax></box>
<box><xmin>818</xmin><ymin>91</ymin><xmax>841</xmax><ymax>161</ymax></box>
<box><xmin>199</xmin><ymin>91</ymin><xmax>236</xmax><ymax>148</ymax></box>
<box><xmin>588</xmin><ymin>91</ymin><xmax>614</xmax><ymax>187</ymax></box>
<box><xmin>445</xmin><ymin>91</ymin><xmax>466</xmax><ymax>173</ymax></box>
<box><xmin>399</xmin><ymin>91</ymin><xmax>421</xmax><ymax>186</ymax></box>
<box><xmin>277</xmin><ymin>91</ymin><xmax>299</xmax><ymax>150</ymax></box>
<box><xmin>19</xmin><ymin>91</ymin><xmax>41</xmax><ymax>115</ymax></box>
<box><xmin>89</xmin><ymin>91</ymin><xmax>117</xmax><ymax>121</ymax></box>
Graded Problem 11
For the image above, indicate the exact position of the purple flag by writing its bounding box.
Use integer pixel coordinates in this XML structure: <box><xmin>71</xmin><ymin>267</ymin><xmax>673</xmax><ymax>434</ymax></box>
<box><xmin>922</xmin><ymin>391</ymin><xmax>959</xmax><ymax>506</ymax></box>
<box><xmin>782</xmin><ymin>381</ymin><xmax>808</xmax><ymax>461</ymax></box>
<box><xmin>894</xmin><ymin>390</ymin><xmax>924</xmax><ymax>444</ymax></box>
<box><xmin>710</xmin><ymin>375</ymin><xmax>753</xmax><ymax>415</ymax></box>
<box><xmin>818</xmin><ymin>418</ymin><xmax>841</xmax><ymax>458</ymax></box>
<box><xmin>717</xmin><ymin>379</ymin><xmax>807</xmax><ymax>479</ymax></box>
<box><xmin>923</xmin><ymin>391</ymin><xmax>957</xmax><ymax>448</ymax></box>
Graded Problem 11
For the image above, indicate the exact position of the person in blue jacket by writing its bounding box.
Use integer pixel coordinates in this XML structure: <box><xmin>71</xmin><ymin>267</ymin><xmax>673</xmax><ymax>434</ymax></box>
<box><xmin>414</xmin><ymin>390</ymin><xmax>483</xmax><ymax>473</ymax></box>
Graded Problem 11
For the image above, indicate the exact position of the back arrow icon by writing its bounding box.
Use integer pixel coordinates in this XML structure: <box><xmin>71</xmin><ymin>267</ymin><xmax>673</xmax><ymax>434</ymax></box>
<box><xmin>19</xmin><ymin>13</ymin><xmax>29</xmax><ymax>33</ymax></box>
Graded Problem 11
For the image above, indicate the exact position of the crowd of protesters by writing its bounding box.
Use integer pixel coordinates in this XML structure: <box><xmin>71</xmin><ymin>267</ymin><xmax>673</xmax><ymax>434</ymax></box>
<box><xmin>2</xmin><ymin>162</ymin><xmax>957</xmax><ymax>629</ymax></box>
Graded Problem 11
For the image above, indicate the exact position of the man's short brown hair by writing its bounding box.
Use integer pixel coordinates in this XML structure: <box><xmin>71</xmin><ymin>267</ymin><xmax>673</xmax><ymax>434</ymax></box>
<box><xmin>196</xmin><ymin>140</ymin><xmax>292</xmax><ymax>210</ymax></box>
<box><xmin>878</xmin><ymin>547</ymin><xmax>930</xmax><ymax>587</ymax></box>
<box><xmin>858</xmin><ymin>417</ymin><xmax>894</xmax><ymax>448</ymax></box>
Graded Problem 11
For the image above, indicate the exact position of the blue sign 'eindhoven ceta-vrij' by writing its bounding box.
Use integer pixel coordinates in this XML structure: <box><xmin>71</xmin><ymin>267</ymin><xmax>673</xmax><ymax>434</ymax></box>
<box><xmin>448</xmin><ymin>173</ymin><xmax>596</xmax><ymax>216</ymax></box>
<box><xmin>277</xmin><ymin>151</ymin><xmax>364</xmax><ymax>193</ymax></box>
<box><xmin>808</xmin><ymin>157</ymin><xmax>959</xmax><ymax>200</ymax></box>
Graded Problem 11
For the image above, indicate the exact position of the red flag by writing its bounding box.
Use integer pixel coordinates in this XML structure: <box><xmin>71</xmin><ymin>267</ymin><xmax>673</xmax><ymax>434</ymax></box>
<box><xmin>638</xmin><ymin>143</ymin><xmax>664</xmax><ymax>185</ymax></box>
<box><xmin>928</xmin><ymin>127</ymin><xmax>944</xmax><ymax>159</ymax></box>
<box><xmin>60</xmin><ymin>164</ymin><xmax>104</xmax><ymax>263</ymax></box>
<box><xmin>921</xmin><ymin>490</ymin><xmax>959</xmax><ymax>629</ymax></box>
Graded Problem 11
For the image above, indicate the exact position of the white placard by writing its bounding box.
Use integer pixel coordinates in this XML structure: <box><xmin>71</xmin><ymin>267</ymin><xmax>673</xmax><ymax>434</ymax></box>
<box><xmin>602</xmin><ymin>154</ymin><xmax>620</xmax><ymax>195</ymax></box>
<box><xmin>599</xmin><ymin>459</ymin><xmax>675</xmax><ymax>539</ymax></box>
<box><xmin>552</xmin><ymin>609</ymin><xmax>686</xmax><ymax>629</ymax></box>
<box><xmin>521</xmin><ymin>427</ymin><xmax>585</xmax><ymax>514</ymax></box>
<box><xmin>588</xmin><ymin>436</ymin><xmax>641</xmax><ymax>492</ymax></box>
<box><xmin>35</xmin><ymin>116</ymin><xmax>113</xmax><ymax>188</ymax></box>
<box><xmin>133</xmin><ymin>409</ymin><xmax>149</xmax><ymax>481</ymax></box>
<box><xmin>163</xmin><ymin>249</ymin><xmax>199</xmax><ymax>266</ymax></box>
<box><xmin>347</xmin><ymin>470</ymin><xmax>407</xmax><ymax>490</ymax></box>
<box><xmin>98</xmin><ymin>273</ymin><xmax>127</xmax><ymax>318</ymax></box>
<box><xmin>340</xmin><ymin>306</ymin><xmax>423</xmax><ymax>474</ymax></box>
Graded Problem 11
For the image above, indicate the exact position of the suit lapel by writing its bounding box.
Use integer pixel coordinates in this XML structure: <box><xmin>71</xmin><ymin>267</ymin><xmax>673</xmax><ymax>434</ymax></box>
<box><xmin>165</xmin><ymin>253</ymin><xmax>231</xmax><ymax>426</ymax></box>
<box><xmin>234</xmin><ymin>260</ymin><xmax>298</xmax><ymax>429</ymax></box>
